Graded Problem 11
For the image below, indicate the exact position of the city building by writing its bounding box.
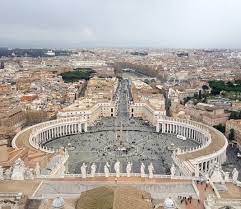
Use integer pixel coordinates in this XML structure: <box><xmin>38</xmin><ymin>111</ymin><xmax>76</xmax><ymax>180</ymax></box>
<box><xmin>57</xmin><ymin>77</ymin><xmax>119</xmax><ymax>124</ymax></box>
<box><xmin>226</xmin><ymin>119</ymin><xmax>241</xmax><ymax>151</ymax></box>
<box><xmin>185</xmin><ymin>103</ymin><xmax>230</xmax><ymax>126</ymax></box>
<box><xmin>129</xmin><ymin>80</ymin><xmax>166</xmax><ymax>125</ymax></box>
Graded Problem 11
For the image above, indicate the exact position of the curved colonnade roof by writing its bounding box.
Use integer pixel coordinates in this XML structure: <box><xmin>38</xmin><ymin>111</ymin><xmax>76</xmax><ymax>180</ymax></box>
<box><xmin>178</xmin><ymin>126</ymin><xmax>227</xmax><ymax>161</ymax></box>
<box><xmin>15</xmin><ymin>128</ymin><xmax>34</xmax><ymax>150</ymax></box>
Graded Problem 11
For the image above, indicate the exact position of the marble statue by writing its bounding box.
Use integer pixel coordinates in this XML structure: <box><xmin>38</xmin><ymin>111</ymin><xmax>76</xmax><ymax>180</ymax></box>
<box><xmin>148</xmin><ymin>162</ymin><xmax>154</xmax><ymax>179</ymax></box>
<box><xmin>90</xmin><ymin>163</ymin><xmax>96</xmax><ymax>177</ymax></box>
<box><xmin>170</xmin><ymin>163</ymin><xmax>176</xmax><ymax>177</ymax></box>
<box><xmin>114</xmin><ymin>160</ymin><xmax>121</xmax><ymax>178</ymax></box>
<box><xmin>0</xmin><ymin>166</ymin><xmax>3</xmax><ymax>180</ymax></box>
<box><xmin>194</xmin><ymin>164</ymin><xmax>199</xmax><ymax>178</ymax></box>
<box><xmin>11</xmin><ymin>158</ymin><xmax>26</xmax><ymax>180</ymax></box>
<box><xmin>5</xmin><ymin>168</ymin><xmax>11</xmax><ymax>180</ymax></box>
<box><xmin>232</xmin><ymin>168</ymin><xmax>239</xmax><ymax>183</ymax></box>
<box><xmin>209</xmin><ymin>164</ymin><xmax>225</xmax><ymax>183</ymax></box>
<box><xmin>140</xmin><ymin>162</ymin><xmax>145</xmax><ymax>178</ymax></box>
<box><xmin>104</xmin><ymin>162</ymin><xmax>110</xmax><ymax>177</ymax></box>
<box><xmin>59</xmin><ymin>164</ymin><xmax>66</xmax><ymax>178</ymax></box>
<box><xmin>126</xmin><ymin>162</ymin><xmax>132</xmax><ymax>177</ymax></box>
<box><xmin>25</xmin><ymin>168</ymin><xmax>34</xmax><ymax>180</ymax></box>
<box><xmin>35</xmin><ymin>162</ymin><xmax>41</xmax><ymax>177</ymax></box>
<box><xmin>224</xmin><ymin>172</ymin><xmax>230</xmax><ymax>182</ymax></box>
<box><xmin>81</xmin><ymin>163</ymin><xmax>87</xmax><ymax>179</ymax></box>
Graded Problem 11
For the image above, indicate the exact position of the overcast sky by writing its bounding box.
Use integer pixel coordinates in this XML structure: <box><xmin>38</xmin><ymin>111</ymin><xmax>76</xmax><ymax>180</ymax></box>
<box><xmin>1</xmin><ymin>0</ymin><xmax>241</xmax><ymax>48</ymax></box>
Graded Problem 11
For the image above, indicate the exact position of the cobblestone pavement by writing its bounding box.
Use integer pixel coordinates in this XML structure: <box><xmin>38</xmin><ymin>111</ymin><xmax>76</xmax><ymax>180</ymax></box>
<box><xmin>44</xmin><ymin>80</ymin><xmax>199</xmax><ymax>174</ymax></box>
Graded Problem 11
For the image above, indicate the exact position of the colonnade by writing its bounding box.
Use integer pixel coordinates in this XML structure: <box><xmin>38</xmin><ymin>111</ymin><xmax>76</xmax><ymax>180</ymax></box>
<box><xmin>29</xmin><ymin>119</ymin><xmax>88</xmax><ymax>152</ymax></box>
<box><xmin>197</xmin><ymin>154</ymin><xmax>225</xmax><ymax>173</ymax></box>
<box><xmin>156</xmin><ymin>116</ymin><xmax>228</xmax><ymax>175</ymax></box>
<box><xmin>156</xmin><ymin>122</ymin><xmax>209</xmax><ymax>145</ymax></box>
<box><xmin>33</xmin><ymin>123</ymin><xmax>87</xmax><ymax>144</ymax></box>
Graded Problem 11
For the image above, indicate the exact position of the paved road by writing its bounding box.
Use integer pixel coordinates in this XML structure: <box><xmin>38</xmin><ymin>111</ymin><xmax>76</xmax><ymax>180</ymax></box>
<box><xmin>223</xmin><ymin>145</ymin><xmax>241</xmax><ymax>180</ymax></box>
<box><xmin>115</xmin><ymin>79</ymin><xmax>130</xmax><ymax>124</ymax></box>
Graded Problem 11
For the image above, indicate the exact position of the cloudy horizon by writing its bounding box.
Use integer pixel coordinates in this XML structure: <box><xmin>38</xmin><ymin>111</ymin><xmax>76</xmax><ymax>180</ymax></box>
<box><xmin>1</xmin><ymin>0</ymin><xmax>241</xmax><ymax>49</ymax></box>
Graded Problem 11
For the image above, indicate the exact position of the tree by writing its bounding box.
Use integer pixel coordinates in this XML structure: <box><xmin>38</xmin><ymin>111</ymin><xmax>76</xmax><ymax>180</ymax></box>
<box><xmin>202</xmin><ymin>85</ymin><xmax>209</xmax><ymax>91</ymax></box>
<box><xmin>193</xmin><ymin>93</ymin><xmax>199</xmax><ymax>100</ymax></box>
<box><xmin>213</xmin><ymin>124</ymin><xmax>225</xmax><ymax>134</ymax></box>
<box><xmin>229</xmin><ymin>111</ymin><xmax>241</xmax><ymax>120</ymax></box>
<box><xmin>228</xmin><ymin>128</ymin><xmax>235</xmax><ymax>141</ymax></box>
<box><xmin>202</xmin><ymin>95</ymin><xmax>207</xmax><ymax>103</ymax></box>
<box><xmin>227</xmin><ymin>81</ymin><xmax>234</xmax><ymax>87</ymax></box>
<box><xmin>198</xmin><ymin>90</ymin><xmax>202</xmax><ymax>100</ymax></box>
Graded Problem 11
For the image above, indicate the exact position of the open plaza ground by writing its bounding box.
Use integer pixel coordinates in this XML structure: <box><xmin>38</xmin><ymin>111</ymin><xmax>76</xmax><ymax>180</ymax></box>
<box><xmin>44</xmin><ymin>80</ymin><xmax>200</xmax><ymax>175</ymax></box>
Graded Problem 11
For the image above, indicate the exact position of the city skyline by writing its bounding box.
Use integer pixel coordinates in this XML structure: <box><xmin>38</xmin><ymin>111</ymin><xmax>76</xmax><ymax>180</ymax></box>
<box><xmin>1</xmin><ymin>0</ymin><xmax>241</xmax><ymax>48</ymax></box>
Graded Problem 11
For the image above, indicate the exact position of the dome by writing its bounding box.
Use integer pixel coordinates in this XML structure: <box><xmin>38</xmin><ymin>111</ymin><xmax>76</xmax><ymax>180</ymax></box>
<box><xmin>52</xmin><ymin>197</ymin><xmax>64</xmax><ymax>208</ymax></box>
<box><xmin>164</xmin><ymin>197</ymin><xmax>175</xmax><ymax>209</ymax></box>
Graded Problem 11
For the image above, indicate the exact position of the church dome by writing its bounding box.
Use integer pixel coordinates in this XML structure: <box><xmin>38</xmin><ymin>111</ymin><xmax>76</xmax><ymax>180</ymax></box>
<box><xmin>164</xmin><ymin>197</ymin><xmax>175</xmax><ymax>209</ymax></box>
<box><xmin>52</xmin><ymin>197</ymin><xmax>64</xmax><ymax>208</ymax></box>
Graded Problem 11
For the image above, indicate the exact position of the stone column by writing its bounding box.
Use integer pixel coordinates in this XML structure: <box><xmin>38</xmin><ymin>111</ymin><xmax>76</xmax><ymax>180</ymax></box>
<box><xmin>78</xmin><ymin>124</ymin><xmax>81</xmax><ymax>133</ymax></box>
<box><xmin>84</xmin><ymin>123</ymin><xmax>87</xmax><ymax>132</ymax></box>
<box><xmin>156</xmin><ymin>123</ymin><xmax>160</xmax><ymax>132</ymax></box>
<box><xmin>195</xmin><ymin>164</ymin><xmax>199</xmax><ymax>177</ymax></box>
<box><xmin>53</xmin><ymin>128</ymin><xmax>56</xmax><ymax>138</ymax></box>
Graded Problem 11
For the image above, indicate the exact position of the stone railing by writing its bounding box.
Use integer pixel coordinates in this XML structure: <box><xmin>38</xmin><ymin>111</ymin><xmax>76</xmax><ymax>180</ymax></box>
<box><xmin>38</xmin><ymin>172</ymin><xmax>197</xmax><ymax>181</ymax></box>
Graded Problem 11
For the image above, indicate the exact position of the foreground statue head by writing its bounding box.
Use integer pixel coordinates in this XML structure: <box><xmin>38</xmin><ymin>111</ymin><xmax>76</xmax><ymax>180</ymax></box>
<box><xmin>126</xmin><ymin>162</ymin><xmax>132</xmax><ymax>177</ymax></box>
<box><xmin>90</xmin><ymin>163</ymin><xmax>96</xmax><ymax>178</ymax></box>
<box><xmin>11</xmin><ymin>158</ymin><xmax>26</xmax><ymax>180</ymax></box>
<box><xmin>104</xmin><ymin>162</ymin><xmax>110</xmax><ymax>177</ymax></box>
<box><xmin>81</xmin><ymin>163</ymin><xmax>87</xmax><ymax>179</ymax></box>
<box><xmin>232</xmin><ymin>168</ymin><xmax>239</xmax><ymax>183</ymax></box>
<box><xmin>140</xmin><ymin>162</ymin><xmax>145</xmax><ymax>178</ymax></box>
<box><xmin>35</xmin><ymin>162</ymin><xmax>41</xmax><ymax>177</ymax></box>
<box><xmin>209</xmin><ymin>164</ymin><xmax>225</xmax><ymax>183</ymax></box>
<box><xmin>148</xmin><ymin>163</ymin><xmax>154</xmax><ymax>179</ymax></box>
<box><xmin>114</xmin><ymin>160</ymin><xmax>121</xmax><ymax>178</ymax></box>
<box><xmin>170</xmin><ymin>163</ymin><xmax>176</xmax><ymax>177</ymax></box>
